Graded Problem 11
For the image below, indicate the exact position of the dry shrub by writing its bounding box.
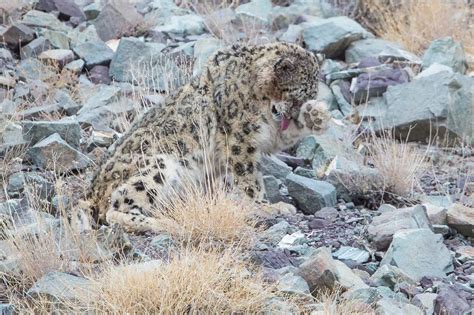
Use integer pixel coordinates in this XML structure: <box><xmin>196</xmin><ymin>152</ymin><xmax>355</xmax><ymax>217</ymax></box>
<box><xmin>91</xmin><ymin>248</ymin><xmax>276</xmax><ymax>314</ymax></box>
<box><xmin>367</xmin><ymin>129</ymin><xmax>427</xmax><ymax>198</ymax></box>
<box><xmin>359</xmin><ymin>0</ymin><xmax>473</xmax><ymax>55</ymax></box>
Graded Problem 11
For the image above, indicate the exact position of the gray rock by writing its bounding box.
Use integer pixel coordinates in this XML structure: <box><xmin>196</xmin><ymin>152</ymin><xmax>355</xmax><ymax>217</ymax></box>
<box><xmin>1</xmin><ymin>122</ymin><xmax>26</xmax><ymax>148</ymax></box>
<box><xmin>367</xmin><ymin>205</ymin><xmax>431</xmax><ymax>251</ymax></box>
<box><xmin>296</xmin><ymin>135</ymin><xmax>318</xmax><ymax>161</ymax></box>
<box><xmin>261</xmin><ymin>221</ymin><xmax>290</xmax><ymax>245</ymax></box>
<box><xmin>370</xmin><ymin>265</ymin><xmax>416</xmax><ymax>290</ymax></box>
<box><xmin>434</xmin><ymin>285</ymin><xmax>471</xmax><ymax>315</ymax></box>
<box><xmin>345</xmin><ymin>38</ymin><xmax>403</xmax><ymax>64</ymax></box>
<box><xmin>236</xmin><ymin>0</ymin><xmax>272</xmax><ymax>25</ymax></box>
<box><xmin>277</xmin><ymin>272</ymin><xmax>311</xmax><ymax>296</ymax></box>
<box><xmin>64</xmin><ymin>59</ymin><xmax>84</xmax><ymax>73</ymax></box>
<box><xmin>38</xmin><ymin>49</ymin><xmax>75</xmax><ymax>67</ymax></box>
<box><xmin>154</xmin><ymin>14</ymin><xmax>205</xmax><ymax>36</ymax></box>
<box><xmin>53</xmin><ymin>89</ymin><xmax>81</xmax><ymax>115</ymax></box>
<box><xmin>446</xmin><ymin>203</ymin><xmax>473</xmax><ymax>237</ymax></box>
<box><xmin>1</xmin><ymin>23</ymin><xmax>35</xmax><ymax>46</ymax></box>
<box><xmin>415</xmin><ymin>63</ymin><xmax>453</xmax><ymax>80</ymax></box>
<box><xmin>412</xmin><ymin>293</ymin><xmax>437</xmax><ymax>315</ymax></box>
<box><xmin>22</xmin><ymin>10</ymin><xmax>71</xmax><ymax>33</ymax></box>
<box><xmin>27</xmin><ymin>133</ymin><xmax>90</xmax><ymax>172</ymax></box>
<box><xmin>330</xmin><ymin>80</ymin><xmax>352</xmax><ymax>116</ymax></box>
<box><xmin>302</xmin><ymin>16</ymin><xmax>371</xmax><ymax>58</ymax></box>
<box><xmin>21</xmin><ymin>120</ymin><xmax>81</xmax><ymax>148</ymax></box>
<box><xmin>298</xmin><ymin>247</ymin><xmax>367</xmax><ymax>294</ymax></box>
<box><xmin>351</xmin><ymin>68</ymin><xmax>409</xmax><ymax>103</ymax></box>
<box><xmin>346</xmin><ymin>286</ymin><xmax>408</xmax><ymax>305</ymax></box>
<box><xmin>259</xmin><ymin>154</ymin><xmax>292</xmax><ymax>181</ymax></box>
<box><xmin>293</xmin><ymin>166</ymin><xmax>314</xmax><ymax>178</ymax></box>
<box><xmin>263</xmin><ymin>175</ymin><xmax>284</xmax><ymax>204</ymax></box>
<box><xmin>314</xmin><ymin>206</ymin><xmax>338</xmax><ymax>221</ymax></box>
<box><xmin>27</xmin><ymin>272</ymin><xmax>94</xmax><ymax>304</ymax></box>
<box><xmin>89</xmin><ymin>65</ymin><xmax>111</xmax><ymax>85</ymax></box>
<box><xmin>423</xmin><ymin>203</ymin><xmax>447</xmax><ymax>225</ymax></box>
<box><xmin>333</xmin><ymin>246</ymin><xmax>370</xmax><ymax>264</ymax></box>
<box><xmin>20</xmin><ymin>36</ymin><xmax>52</xmax><ymax>59</ymax></box>
<box><xmin>251</xmin><ymin>248</ymin><xmax>297</xmax><ymax>269</ymax></box>
<box><xmin>286</xmin><ymin>173</ymin><xmax>336</xmax><ymax>215</ymax></box>
<box><xmin>376</xmin><ymin>298</ymin><xmax>423</xmax><ymax>315</ymax></box>
<box><xmin>72</xmin><ymin>41</ymin><xmax>114</xmax><ymax>68</ymax></box>
<box><xmin>278</xmin><ymin>24</ymin><xmax>303</xmax><ymax>43</ymax></box>
<box><xmin>37</xmin><ymin>29</ymin><xmax>70</xmax><ymax>49</ymax></box>
<box><xmin>316</xmin><ymin>81</ymin><xmax>338</xmax><ymax>111</ymax></box>
<box><xmin>192</xmin><ymin>38</ymin><xmax>223</xmax><ymax>76</ymax></box>
<box><xmin>51</xmin><ymin>0</ymin><xmax>86</xmax><ymax>20</ymax></box>
<box><xmin>93</xmin><ymin>2</ymin><xmax>143</xmax><ymax>41</ymax></box>
<box><xmin>374</xmin><ymin>72</ymin><xmax>473</xmax><ymax>144</ymax></box>
<box><xmin>7</xmin><ymin>171</ymin><xmax>54</xmax><ymax>199</ymax></box>
<box><xmin>69</xmin><ymin>24</ymin><xmax>101</xmax><ymax>48</ymax></box>
<box><xmin>0</xmin><ymin>304</ymin><xmax>14</xmax><ymax>315</ymax></box>
<box><xmin>380</xmin><ymin>228</ymin><xmax>454</xmax><ymax>281</ymax></box>
<box><xmin>422</xmin><ymin>37</ymin><xmax>468</xmax><ymax>74</ymax></box>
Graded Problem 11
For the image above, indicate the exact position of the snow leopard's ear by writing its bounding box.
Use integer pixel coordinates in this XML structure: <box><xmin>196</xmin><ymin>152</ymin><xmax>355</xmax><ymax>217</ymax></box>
<box><xmin>273</xmin><ymin>58</ymin><xmax>296</xmax><ymax>79</ymax></box>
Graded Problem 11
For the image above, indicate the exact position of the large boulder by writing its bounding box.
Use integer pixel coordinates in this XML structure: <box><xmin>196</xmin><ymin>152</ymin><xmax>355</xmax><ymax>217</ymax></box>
<box><xmin>372</xmin><ymin>71</ymin><xmax>473</xmax><ymax>145</ymax></box>
<box><xmin>21</xmin><ymin>120</ymin><xmax>81</xmax><ymax>148</ymax></box>
<box><xmin>93</xmin><ymin>2</ymin><xmax>143</xmax><ymax>41</ymax></box>
<box><xmin>302</xmin><ymin>16</ymin><xmax>371</xmax><ymax>58</ymax></box>
<box><xmin>380</xmin><ymin>228</ymin><xmax>454</xmax><ymax>281</ymax></box>
<box><xmin>367</xmin><ymin>205</ymin><xmax>432</xmax><ymax>251</ymax></box>
<box><xmin>422</xmin><ymin>37</ymin><xmax>468</xmax><ymax>74</ymax></box>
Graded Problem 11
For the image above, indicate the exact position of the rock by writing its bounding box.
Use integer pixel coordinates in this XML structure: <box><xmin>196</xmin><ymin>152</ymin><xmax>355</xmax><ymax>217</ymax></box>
<box><xmin>1</xmin><ymin>23</ymin><xmax>35</xmax><ymax>46</ymax></box>
<box><xmin>263</xmin><ymin>175</ymin><xmax>284</xmax><ymax>203</ymax></box>
<box><xmin>22</xmin><ymin>10</ymin><xmax>71</xmax><ymax>33</ymax></box>
<box><xmin>251</xmin><ymin>249</ymin><xmax>297</xmax><ymax>269</ymax></box>
<box><xmin>7</xmin><ymin>172</ymin><xmax>54</xmax><ymax>199</ymax></box>
<box><xmin>83</xmin><ymin>3</ymin><xmax>100</xmax><ymax>20</ymax></box>
<box><xmin>351</xmin><ymin>68</ymin><xmax>409</xmax><ymax>103</ymax></box>
<box><xmin>330</xmin><ymin>79</ymin><xmax>352</xmax><ymax>116</ymax></box>
<box><xmin>412</xmin><ymin>293</ymin><xmax>437</xmax><ymax>315</ymax></box>
<box><xmin>154</xmin><ymin>14</ymin><xmax>205</xmax><ymax>36</ymax></box>
<box><xmin>93</xmin><ymin>2</ymin><xmax>143</xmax><ymax>41</ymax></box>
<box><xmin>293</xmin><ymin>166</ymin><xmax>314</xmax><ymax>178</ymax></box>
<box><xmin>367</xmin><ymin>205</ymin><xmax>431</xmax><ymax>251</ymax></box>
<box><xmin>27</xmin><ymin>133</ymin><xmax>90</xmax><ymax>172</ymax></box>
<box><xmin>374</xmin><ymin>71</ymin><xmax>473</xmax><ymax>144</ymax></box>
<box><xmin>370</xmin><ymin>265</ymin><xmax>416</xmax><ymax>290</ymax></box>
<box><xmin>278</xmin><ymin>24</ymin><xmax>302</xmax><ymax>43</ymax></box>
<box><xmin>192</xmin><ymin>38</ymin><xmax>223</xmax><ymax>76</ymax></box>
<box><xmin>261</xmin><ymin>221</ymin><xmax>290</xmax><ymax>245</ymax></box>
<box><xmin>36</xmin><ymin>29</ymin><xmax>70</xmax><ymax>49</ymax></box>
<box><xmin>456</xmin><ymin>246</ymin><xmax>474</xmax><ymax>263</ymax></box>
<box><xmin>38</xmin><ymin>49</ymin><xmax>75</xmax><ymax>67</ymax></box>
<box><xmin>316</xmin><ymin>81</ymin><xmax>338</xmax><ymax>111</ymax></box>
<box><xmin>64</xmin><ymin>59</ymin><xmax>85</xmax><ymax>73</ymax></box>
<box><xmin>380</xmin><ymin>228</ymin><xmax>453</xmax><ymax>281</ymax></box>
<box><xmin>277</xmin><ymin>272</ymin><xmax>311</xmax><ymax>296</ymax></box>
<box><xmin>37</xmin><ymin>0</ymin><xmax>86</xmax><ymax>21</ymax></box>
<box><xmin>72</xmin><ymin>41</ymin><xmax>114</xmax><ymax>68</ymax></box>
<box><xmin>236</xmin><ymin>0</ymin><xmax>272</xmax><ymax>25</ymax></box>
<box><xmin>259</xmin><ymin>154</ymin><xmax>292</xmax><ymax>181</ymax></box>
<box><xmin>27</xmin><ymin>272</ymin><xmax>94</xmax><ymax>304</ymax></box>
<box><xmin>0</xmin><ymin>304</ymin><xmax>14</xmax><ymax>315</ymax></box>
<box><xmin>446</xmin><ymin>203</ymin><xmax>473</xmax><ymax>237</ymax></box>
<box><xmin>286</xmin><ymin>173</ymin><xmax>336</xmax><ymax>215</ymax></box>
<box><xmin>278</xmin><ymin>231</ymin><xmax>306</xmax><ymax>250</ymax></box>
<box><xmin>302</xmin><ymin>16</ymin><xmax>371</xmax><ymax>58</ymax></box>
<box><xmin>21</xmin><ymin>120</ymin><xmax>81</xmax><ymax>148</ymax></box>
<box><xmin>20</xmin><ymin>37</ymin><xmax>52</xmax><ymax>59</ymax></box>
<box><xmin>345</xmin><ymin>38</ymin><xmax>403</xmax><ymax>64</ymax></box>
<box><xmin>376</xmin><ymin>298</ymin><xmax>423</xmax><ymax>315</ymax></box>
<box><xmin>88</xmin><ymin>65</ymin><xmax>111</xmax><ymax>85</ymax></box>
<box><xmin>296</xmin><ymin>136</ymin><xmax>318</xmax><ymax>161</ymax></box>
<box><xmin>333</xmin><ymin>246</ymin><xmax>370</xmax><ymax>264</ymax></box>
<box><xmin>346</xmin><ymin>287</ymin><xmax>407</xmax><ymax>305</ymax></box>
<box><xmin>434</xmin><ymin>284</ymin><xmax>471</xmax><ymax>315</ymax></box>
<box><xmin>298</xmin><ymin>247</ymin><xmax>367</xmax><ymax>294</ymax></box>
<box><xmin>423</xmin><ymin>203</ymin><xmax>447</xmax><ymax>225</ymax></box>
<box><xmin>415</xmin><ymin>63</ymin><xmax>454</xmax><ymax>80</ymax></box>
<box><xmin>422</xmin><ymin>37</ymin><xmax>468</xmax><ymax>74</ymax></box>
<box><xmin>53</xmin><ymin>89</ymin><xmax>81</xmax><ymax>115</ymax></box>
<box><xmin>314</xmin><ymin>206</ymin><xmax>338</xmax><ymax>222</ymax></box>
<box><xmin>308</xmin><ymin>218</ymin><xmax>329</xmax><ymax>230</ymax></box>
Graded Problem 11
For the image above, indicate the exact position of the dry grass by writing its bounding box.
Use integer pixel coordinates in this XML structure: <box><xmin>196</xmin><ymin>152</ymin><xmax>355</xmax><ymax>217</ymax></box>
<box><xmin>358</xmin><ymin>0</ymin><xmax>473</xmax><ymax>55</ymax></box>
<box><xmin>90</xmin><ymin>248</ymin><xmax>278</xmax><ymax>314</ymax></box>
<box><xmin>316</xmin><ymin>289</ymin><xmax>375</xmax><ymax>315</ymax></box>
<box><xmin>367</xmin><ymin>129</ymin><xmax>427</xmax><ymax>198</ymax></box>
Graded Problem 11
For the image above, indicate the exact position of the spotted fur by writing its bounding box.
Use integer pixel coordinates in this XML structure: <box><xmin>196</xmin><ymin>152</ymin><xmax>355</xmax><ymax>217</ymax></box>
<box><xmin>79</xmin><ymin>42</ymin><xmax>332</xmax><ymax>233</ymax></box>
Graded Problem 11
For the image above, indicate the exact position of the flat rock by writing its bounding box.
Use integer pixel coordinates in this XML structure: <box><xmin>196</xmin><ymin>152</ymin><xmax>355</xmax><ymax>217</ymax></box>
<box><xmin>259</xmin><ymin>154</ymin><xmax>292</xmax><ymax>181</ymax></box>
<box><xmin>422</xmin><ymin>37</ymin><xmax>468</xmax><ymax>74</ymax></box>
<box><xmin>38</xmin><ymin>49</ymin><xmax>75</xmax><ymax>67</ymax></box>
<box><xmin>21</xmin><ymin>10</ymin><xmax>71</xmax><ymax>33</ymax></box>
<box><xmin>380</xmin><ymin>228</ymin><xmax>454</xmax><ymax>281</ymax></box>
<box><xmin>298</xmin><ymin>247</ymin><xmax>367</xmax><ymax>294</ymax></box>
<box><xmin>345</xmin><ymin>38</ymin><xmax>403</xmax><ymax>64</ymax></box>
<box><xmin>1</xmin><ymin>23</ymin><xmax>35</xmax><ymax>46</ymax></box>
<box><xmin>72</xmin><ymin>41</ymin><xmax>114</xmax><ymax>68</ymax></box>
<box><xmin>446</xmin><ymin>203</ymin><xmax>473</xmax><ymax>237</ymax></box>
<box><xmin>27</xmin><ymin>133</ymin><xmax>90</xmax><ymax>172</ymax></box>
<box><xmin>333</xmin><ymin>246</ymin><xmax>370</xmax><ymax>264</ymax></box>
<box><xmin>302</xmin><ymin>16</ymin><xmax>371</xmax><ymax>58</ymax></box>
<box><xmin>27</xmin><ymin>272</ymin><xmax>94</xmax><ymax>304</ymax></box>
<box><xmin>21</xmin><ymin>120</ymin><xmax>81</xmax><ymax>148</ymax></box>
<box><xmin>286</xmin><ymin>173</ymin><xmax>336</xmax><ymax>215</ymax></box>
<box><xmin>367</xmin><ymin>205</ymin><xmax>431</xmax><ymax>251</ymax></box>
<box><xmin>20</xmin><ymin>37</ymin><xmax>53</xmax><ymax>59</ymax></box>
<box><xmin>370</xmin><ymin>264</ymin><xmax>416</xmax><ymax>290</ymax></box>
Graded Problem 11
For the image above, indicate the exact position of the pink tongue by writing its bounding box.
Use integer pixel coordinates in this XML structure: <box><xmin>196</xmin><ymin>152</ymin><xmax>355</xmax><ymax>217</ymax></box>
<box><xmin>280</xmin><ymin>116</ymin><xmax>290</xmax><ymax>131</ymax></box>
